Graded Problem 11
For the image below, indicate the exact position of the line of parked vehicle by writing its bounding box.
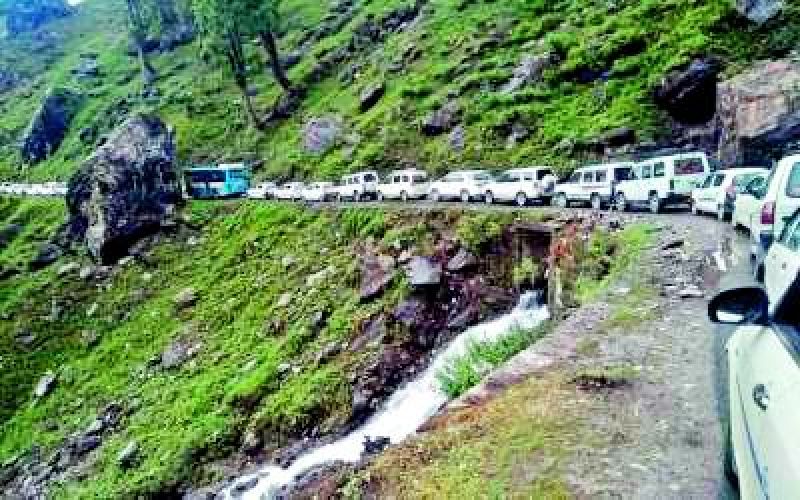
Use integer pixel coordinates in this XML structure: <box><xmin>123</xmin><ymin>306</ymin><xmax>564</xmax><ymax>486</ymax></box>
<box><xmin>0</xmin><ymin>182</ymin><xmax>67</xmax><ymax>196</ymax></box>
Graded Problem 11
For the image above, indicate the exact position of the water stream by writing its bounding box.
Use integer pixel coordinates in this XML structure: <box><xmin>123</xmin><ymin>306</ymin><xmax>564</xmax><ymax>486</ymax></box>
<box><xmin>225</xmin><ymin>292</ymin><xmax>549</xmax><ymax>499</ymax></box>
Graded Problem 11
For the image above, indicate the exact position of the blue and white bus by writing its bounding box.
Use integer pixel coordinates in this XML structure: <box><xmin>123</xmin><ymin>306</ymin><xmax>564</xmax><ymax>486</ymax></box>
<box><xmin>184</xmin><ymin>163</ymin><xmax>251</xmax><ymax>199</ymax></box>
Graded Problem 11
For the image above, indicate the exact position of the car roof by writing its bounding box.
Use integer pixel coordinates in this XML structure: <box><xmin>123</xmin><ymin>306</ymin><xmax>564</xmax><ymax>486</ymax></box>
<box><xmin>448</xmin><ymin>169</ymin><xmax>489</xmax><ymax>174</ymax></box>
<box><xmin>388</xmin><ymin>169</ymin><xmax>427</xmax><ymax>175</ymax></box>
<box><xmin>576</xmin><ymin>162</ymin><xmax>632</xmax><ymax>172</ymax></box>
<box><xmin>505</xmin><ymin>167</ymin><xmax>553</xmax><ymax>173</ymax></box>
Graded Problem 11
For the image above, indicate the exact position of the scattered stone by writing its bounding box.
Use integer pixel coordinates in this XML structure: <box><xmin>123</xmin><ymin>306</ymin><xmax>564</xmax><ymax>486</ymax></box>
<box><xmin>303</xmin><ymin>116</ymin><xmax>343</xmax><ymax>154</ymax></box>
<box><xmin>56</xmin><ymin>262</ymin><xmax>80</xmax><ymax>276</ymax></box>
<box><xmin>306</xmin><ymin>266</ymin><xmax>336</xmax><ymax>288</ymax></box>
<box><xmin>316</xmin><ymin>341</ymin><xmax>341</xmax><ymax>365</ymax></box>
<box><xmin>117</xmin><ymin>440</ymin><xmax>139</xmax><ymax>469</ymax></box>
<box><xmin>15</xmin><ymin>330</ymin><xmax>36</xmax><ymax>347</ymax></box>
<box><xmin>277</xmin><ymin>362</ymin><xmax>292</xmax><ymax>375</ymax></box>
<box><xmin>81</xmin><ymin>330</ymin><xmax>99</xmax><ymax>348</ymax></box>
<box><xmin>449</xmin><ymin>124</ymin><xmax>466</xmax><ymax>151</ymax></box>
<box><xmin>407</xmin><ymin>256</ymin><xmax>442</xmax><ymax>286</ymax></box>
<box><xmin>281</xmin><ymin>255</ymin><xmax>296</xmax><ymax>268</ymax></box>
<box><xmin>161</xmin><ymin>339</ymin><xmax>201</xmax><ymax>370</ymax></box>
<box><xmin>679</xmin><ymin>287</ymin><xmax>705</xmax><ymax>299</ymax></box>
<box><xmin>359</xmin><ymin>255</ymin><xmax>396</xmax><ymax>301</ymax></box>
<box><xmin>30</xmin><ymin>243</ymin><xmax>63</xmax><ymax>270</ymax></box>
<box><xmin>654</xmin><ymin>57</ymin><xmax>720</xmax><ymax>125</ymax></box>
<box><xmin>78</xmin><ymin>266</ymin><xmax>95</xmax><ymax>280</ymax></box>
<box><xmin>174</xmin><ymin>287</ymin><xmax>197</xmax><ymax>309</ymax></box>
<box><xmin>277</xmin><ymin>292</ymin><xmax>293</xmax><ymax>308</ymax></box>
<box><xmin>502</xmin><ymin>52</ymin><xmax>557</xmax><ymax>93</ymax></box>
<box><xmin>421</xmin><ymin>100</ymin><xmax>460</xmax><ymax>136</ymax></box>
<box><xmin>34</xmin><ymin>372</ymin><xmax>57</xmax><ymax>398</ymax></box>
<box><xmin>735</xmin><ymin>0</ymin><xmax>783</xmax><ymax>23</ymax></box>
<box><xmin>446</xmin><ymin>248</ymin><xmax>477</xmax><ymax>272</ymax></box>
<box><xmin>359</xmin><ymin>81</ymin><xmax>385</xmax><ymax>112</ymax></box>
<box><xmin>85</xmin><ymin>419</ymin><xmax>105</xmax><ymax>436</ymax></box>
<box><xmin>231</xmin><ymin>476</ymin><xmax>259</xmax><ymax>495</ymax></box>
<box><xmin>21</xmin><ymin>87</ymin><xmax>83</xmax><ymax>164</ymax></box>
<box><xmin>362</xmin><ymin>435</ymin><xmax>390</xmax><ymax>455</ymax></box>
<box><xmin>241</xmin><ymin>430</ymin><xmax>261</xmax><ymax>453</ymax></box>
<box><xmin>661</xmin><ymin>239</ymin><xmax>685</xmax><ymax>251</ymax></box>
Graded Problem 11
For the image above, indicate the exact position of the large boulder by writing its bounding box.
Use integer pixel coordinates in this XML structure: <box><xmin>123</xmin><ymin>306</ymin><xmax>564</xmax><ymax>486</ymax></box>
<box><xmin>654</xmin><ymin>58</ymin><xmax>720</xmax><ymax>125</ymax></box>
<box><xmin>64</xmin><ymin>114</ymin><xmax>180</xmax><ymax>262</ymax></box>
<box><xmin>717</xmin><ymin>59</ymin><xmax>800</xmax><ymax>165</ymax></box>
<box><xmin>303</xmin><ymin>116</ymin><xmax>343</xmax><ymax>154</ymax></box>
<box><xmin>502</xmin><ymin>52</ymin><xmax>557</xmax><ymax>93</ymax></box>
<box><xmin>735</xmin><ymin>0</ymin><xmax>783</xmax><ymax>23</ymax></box>
<box><xmin>21</xmin><ymin>87</ymin><xmax>82</xmax><ymax>164</ymax></box>
<box><xmin>6</xmin><ymin>0</ymin><xmax>71</xmax><ymax>36</ymax></box>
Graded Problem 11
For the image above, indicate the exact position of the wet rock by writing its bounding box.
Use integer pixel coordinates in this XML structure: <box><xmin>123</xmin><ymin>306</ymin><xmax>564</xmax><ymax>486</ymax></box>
<box><xmin>447</xmin><ymin>248</ymin><xmax>477</xmax><ymax>272</ymax></box>
<box><xmin>117</xmin><ymin>440</ymin><xmax>139</xmax><ymax>469</ymax></box>
<box><xmin>349</xmin><ymin>314</ymin><xmax>387</xmax><ymax>351</ymax></box>
<box><xmin>161</xmin><ymin>339</ymin><xmax>201</xmax><ymax>369</ymax></box>
<box><xmin>407</xmin><ymin>256</ymin><xmax>442</xmax><ymax>286</ymax></box>
<box><xmin>502</xmin><ymin>52</ymin><xmax>557</xmax><ymax>93</ymax></box>
<box><xmin>359</xmin><ymin>254</ymin><xmax>396</xmax><ymax>301</ymax></box>
<box><xmin>421</xmin><ymin>100</ymin><xmax>460</xmax><ymax>136</ymax></box>
<box><xmin>63</xmin><ymin>114</ymin><xmax>180</xmax><ymax>263</ymax></box>
<box><xmin>6</xmin><ymin>0</ymin><xmax>71</xmax><ymax>36</ymax></box>
<box><xmin>29</xmin><ymin>243</ymin><xmax>63</xmax><ymax>270</ymax></box>
<box><xmin>78</xmin><ymin>265</ymin><xmax>95</xmax><ymax>280</ymax></box>
<box><xmin>21</xmin><ymin>87</ymin><xmax>83</xmax><ymax>164</ymax></box>
<box><xmin>359</xmin><ymin>81</ymin><xmax>385</xmax><ymax>112</ymax></box>
<box><xmin>34</xmin><ymin>372</ymin><xmax>57</xmax><ymax>398</ymax></box>
<box><xmin>362</xmin><ymin>435</ymin><xmax>390</xmax><ymax>455</ymax></box>
<box><xmin>736</xmin><ymin>0</ymin><xmax>783</xmax><ymax>23</ymax></box>
<box><xmin>69</xmin><ymin>435</ymin><xmax>102</xmax><ymax>457</ymax></box>
<box><xmin>241</xmin><ymin>429</ymin><xmax>261</xmax><ymax>453</ymax></box>
<box><xmin>57</xmin><ymin>262</ymin><xmax>80</xmax><ymax>276</ymax></box>
<box><xmin>303</xmin><ymin>116</ymin><xmax>342</xmax><ymax>154</ymax></box>
<box><xmin>351</xmin><ymin>387</ymin><xmax>371</xmax><ymax>420</ymax></box>
<box><xmin>231</xmin><ymin>476</ymin><xmax>258</xmax><ymax>495</ymax></box>
<box><xmin>654</xmin><ymin>58</ymin><xmax>720</xmax><ymax>125</ymax></box>
<box><xmin>174</xmin><ymin>287</ymin><xmax>197</xmax><ymax>309</ymax></box>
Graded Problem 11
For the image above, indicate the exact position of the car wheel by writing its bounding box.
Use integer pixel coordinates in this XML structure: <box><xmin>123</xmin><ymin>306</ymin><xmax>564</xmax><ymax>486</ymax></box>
<box><xmin>615</xmin><ymin>193</ymin><xmax>628</xmax><ymax>212</ymax></box>
<box><xmin>429</xmin><ymin>190</ymin><xmax>440</xmax><ymax>202</ymax></box>
<box><xmin>377</xmin><ymin>191</ymin><xmax>384</xmax><ymax>202</ymax></box>
<box><xmin>354</xmin><ymin>191</ymin><xmax>361</xmax><ymax>202</ymax></box>
<box><xmin>649</xmin><ymin>193</ymin><xmax>661</xmax><ymax>214</ymax></box>
<box><xmin>553</xmin><ymin>193</ymin><xmax>568</xmax><ymax>209</ymax></box>
<box><xmin>590</xmin><ymin>194</ymin><xmax>601</xmax><ymax>211</ymax></box>
<box><xmin>516</xmin><ymin>192</ymin><xmax>528</xmax><ymax>207</ymax></box>
<box><xmin>484</xmin><ymin>191</ymin><xmax>494</xmax><ymax>205</ymax></box>
<box><xmin>691</xmin><ymin>201</ymin><xmax>699</xmax><ymax>215</ymax></box>
<box><xmin>460</xmin><ymin>190</ymin><xmax>471</xmax><ymax>203</ymax></box>
<box><xmin>724</xmin><ymin>424</ymin><xmax>739</xmax><ymax>490</ymax></box>
<box><xmin>400</xmin><ymin>191</ymin><xmax>408</xmax><ymax>202</ymax></box>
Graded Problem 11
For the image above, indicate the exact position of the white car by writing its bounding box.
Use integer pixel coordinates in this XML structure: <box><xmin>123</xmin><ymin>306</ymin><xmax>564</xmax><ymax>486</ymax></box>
<box><xmin>692</xmin><ymin>167</ymin><xmax>768</xmax><ymax>220</ymax></box>
<box><xmin>428</xmin><ymin>170</ymin><xmax>493</xmax><ymax>203</ymax></box>
<box><xmin>483</xmin><ymin>167</ymin><xmax>557</xmax><ymax>206</ymax></box>
<box><xmin>302</xmin><ymin>182</ymin><xmax>336</xmax><ymax>202</ymax></box>
<box><xmin>377</xmin><ymin>169</ymin><xmax>429</xmax><ymax>202</ymax></box>
<box><xmin>247</xmin><ymin>182</ymin><xmax>277</xmax><ymax>199</ymax></box>
<box><xmin>335</xmin><ymin>171</ymin><xmax>379</xmax><ymax>201</ymax></box>
<box><xmin>764</xmin><ymin>208</ymin><xmax>800</xmax><ymax>310</ymax></box>
<box><xmin>615</xmin><ymin>152</ymin><xmax>711</xmax><ymax>213</ymax></box>
<box><xmin>552</xmin><ymin>162</ymin><xmax>634</xmax><ymax>210</ymax></box>
<box><xmin>273</xmin><ymin>182</ymin><xmax>306</xmax><ymax>201</ymax></box>
<box><xmin>709</xmin><ymin>278</ymin><xmax>800</xmax><ymax>497</ymax></box>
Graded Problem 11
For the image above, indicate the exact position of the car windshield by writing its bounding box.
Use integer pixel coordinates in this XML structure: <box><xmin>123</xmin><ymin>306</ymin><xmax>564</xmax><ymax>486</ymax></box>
<box><xmin>188</xmin><ymin>170</ymin><xmax>226</xmax><ymax>183</ymax></box>
<box><xmin>473</xmin><ymin>173</ymin><xmax>492</xmax><ymax>181</ymax></box>
<box><xmin>674</xmin><ymin>157</ymin><xmax>706</xmax><ymax>175</ymax></box>
<box><xmin>786</xmin><ymin>163</ymin><xmax>800</xmax><ymax>198</ymax></box>
<box><xmin>733</xmin><ymin>173</ymin><xmax>763</xmax><ymax>190</ymax></box>
<box><xmin>495</xmin><ymin>173</ymin><xmax>516</xmax><ymax>183</ymax></box>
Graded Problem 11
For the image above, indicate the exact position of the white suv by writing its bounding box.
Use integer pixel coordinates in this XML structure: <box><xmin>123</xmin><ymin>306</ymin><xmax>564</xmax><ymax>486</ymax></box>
<box><xmin>335</xmin><ymin>171</ymin><xmax>379</xmax><ymax>201</ymax></box>
<box><xmin>377</xmin><ymin>169</ymin><xmax>430</xmax><ymax>202</ymax></box>
<box><xmin>691</xmin><ymin>168</ymin><xmax>768</xmax><ymax>220</ymax></box>
<box><xmin>483</xmin><ymin>167</ymin><xmax>557</xmax><ymax>206</ymax></box>
<box><xmin>247</xmin><ymin>182</ymin><xmax>277</xmax><ymax>199</ymax></box>
<box><xmin>615</xmin><ymin>152</ymin><xmax>710</xmax><ymax>213</ymax></box>
<box><xmin>274</xmin><ymin>182</ymin><xmax>306</xmax><ymax>201</ymax></box>
<box><xmin>428</xmin><ymin>170</ymin><xmax>493</xmax><ymax>202</ymax></box>
<box><xmin>302</xmin><ymin>182</ymin><xmax>336</xmax><ymax>202</ymax></box>
<box><xmin>552</xmin><ymin>162</ymin><xmax>634</xmax><ymax>210</ymax></box>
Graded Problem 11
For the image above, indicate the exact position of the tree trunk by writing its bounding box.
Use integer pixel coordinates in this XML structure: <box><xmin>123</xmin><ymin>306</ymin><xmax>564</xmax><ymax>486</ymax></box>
<box><xmin>258</xmin><ymin>30</ymin><xmax>292</xmax><ymax>94</ymax></box>
<box><xmin>226</xmin><ymin>31</ymin><xmax>262</xmax><ymax>128</ymax></box>
<box><xmin>126</xmin><ymin>0</ymin><xmax>157</xmax><ymax>87</ymax></box>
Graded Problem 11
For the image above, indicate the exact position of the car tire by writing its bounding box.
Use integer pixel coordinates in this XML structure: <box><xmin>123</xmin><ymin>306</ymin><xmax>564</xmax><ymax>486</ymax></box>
<box><xmin>377</xmin><ymin>191</ymin><xmax>384</xmax><ymax>202</ymax></box>
<box><xmin>615</xmin><ymin>193</ymin><xmax>628</xmax><ymax>212</ymax></box>
<box><xmin>400</xmin><ymin>191</ymin><xmax>408</xmax><ymax>202</ymax></box>
<box><xmin>724</xmin><ymin>424</ymin><xmax>740</xmax><ymax>490</ymax></box>
<box><xmin>717</xmin><ymin>204</ymin><xmax>726</xmax><ymax>221</ymax></box>
<box><xmin>516</xmin><ymin>192</ymin><xmax>528</xmax><ymax>207</ymax></box>
<box><xmin>691</xmin><ymin>201</ymin><xmax>699</xmax><ymax>215</ymax></box>
<box><xmin>430</xmin><ymin>190</ymin><xmax>440</xmax><ymax>202</ymax></box>
<box><xmin>553</xmin><ymin>193</ymin><xmax>568</xmax><ymax>209</ymax></box>
<box><xmin>354</xmin><ymin>191</ymin><xmax>361</xmax><ymax>202</ymax></box>
<box><xmin>484</xmin><ymin>191</ymin><xmax>494</xmax><ymax>205</ymax></box>
<box><xmin>649</xmin><ymin>193</ymin><xmax>661</xmax><ymax>214</ymax></box>
<box><xmin>460</xmin><ymin>190</ymin><xmax>471</xmax><ymax>203</ymax></box>
<box><xmin>590</xmin><ymin>194</ymin><xmax>601</xmax><ymax>211</ymax></box>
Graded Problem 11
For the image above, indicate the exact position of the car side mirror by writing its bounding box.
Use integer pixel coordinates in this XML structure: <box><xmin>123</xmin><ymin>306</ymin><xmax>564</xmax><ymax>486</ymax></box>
<box><xmin>708</xmin><ymin>287</ymin><xmax>768</xmax><ymax>325</ymax></box>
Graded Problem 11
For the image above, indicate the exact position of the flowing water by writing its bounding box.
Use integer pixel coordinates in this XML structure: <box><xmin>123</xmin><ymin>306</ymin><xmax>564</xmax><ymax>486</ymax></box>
<box><xmin>225</xmin><ymin>292</ymin><xmax>549</xmax><ymax>499</ymax></box>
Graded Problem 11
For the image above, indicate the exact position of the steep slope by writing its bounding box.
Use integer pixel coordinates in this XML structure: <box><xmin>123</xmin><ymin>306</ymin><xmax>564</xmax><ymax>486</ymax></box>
<box><xmin>1</xmin><ymin>0</ymin><xmax>799</xmax><ymax>183</ymax></box>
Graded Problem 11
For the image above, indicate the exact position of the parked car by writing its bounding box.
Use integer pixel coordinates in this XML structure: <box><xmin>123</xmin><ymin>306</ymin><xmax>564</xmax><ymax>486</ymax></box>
<box><xmin>428</xmin><ymin>170</ymin><xmax>493</xmax><ymax>202</ymax></box>
<box><xmin>692</xmin><ymin>167</ymin><xmax>769</xmax><ymax>220</ymax></box>
<box><xmin>732</xmin><ymin>175</ymin><xmax>769</xmax><ymax>230</ymax></box>
<box><xmin>615</xmin><ymin>152</ymin><xmax>710</xmax><ymax>213</ymax></box>
<box><xmin>247</xmin><ymin>182</ymin><xmax>277</xmax><ymax>199</ymax></box>
<box><xmin>302</xmin><ymin>182</ymin><xmax>336</xmax><ymax>202</ymax></box>
<box><xmin>708</xmin><ymin>280</ymin><xmax>800</xmax><ymax>497</ymax></box>
<box><xmin>273</xmin><ymin>182</ymin><xmax>306</xmax><ymax>201</ymax></box>
<box><xmin>335</xmin><ymin>171</ymin><xmax>379</xmax><ymax>201</ymax></box>
<box><xmin>763</xmin><ymin>208</ymin><xmax>800</xmax><ymax>305</ymax></box>
<box><xmin>376</xmin><ymin>169</ymin><xmax>430</xmax><ymax>202</ymax></box>
<box><xmin>483</xmin><ymin>167</ymin><xmax>557</xmax><ymax>206</ymax></box>
<box><xmin>552</xmin><ymin>162</ymin><xmax>634</xmax><ymax>209</ymax></box>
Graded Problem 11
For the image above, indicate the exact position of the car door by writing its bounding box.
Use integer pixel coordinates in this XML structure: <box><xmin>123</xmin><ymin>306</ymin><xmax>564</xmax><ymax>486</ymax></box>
<box><xmin>765</xmin><ymin>212</ymin><xmax>800</xmax><ymax>308</ymax></box>
<box><xmin>775</xmin><ymin>161</ymin><xmax>800</xmax><ymax>238</ymax></box>
<box><xmin>702</xmin><ymin>173</ymin><xmax>726</xmax><ymax>212</ymax></box>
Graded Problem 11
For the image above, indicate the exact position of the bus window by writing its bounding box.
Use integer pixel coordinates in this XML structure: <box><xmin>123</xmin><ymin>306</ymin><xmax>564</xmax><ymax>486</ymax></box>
<box><xmin>674</xmin><ymin>157</ymin><xmax>705</xmax><ymax>175</ymax></box>
<box><xmin>582</xmin><ymin>172</ymin><xmax>593</xmax><ymax>183</ymax></box>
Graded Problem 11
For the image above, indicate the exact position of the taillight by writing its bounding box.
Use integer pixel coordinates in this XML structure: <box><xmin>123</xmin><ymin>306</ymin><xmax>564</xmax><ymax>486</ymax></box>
<box><xmin>761</xmin><ymin>201</ymin><xmax>775</xmax><ymax>225</ymax></box>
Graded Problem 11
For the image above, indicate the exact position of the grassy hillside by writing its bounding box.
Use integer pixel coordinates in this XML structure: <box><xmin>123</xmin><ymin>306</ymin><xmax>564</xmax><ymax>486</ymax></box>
<box><xmin>1</xmin><ymin>0</ymin><xmax>799</xmax><ymax>183</ymax></box>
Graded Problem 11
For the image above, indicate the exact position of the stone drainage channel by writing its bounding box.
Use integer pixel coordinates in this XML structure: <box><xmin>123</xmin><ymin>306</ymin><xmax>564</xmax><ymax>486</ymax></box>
<box><xmin>223</xmin><ymin>292</ymin><xmax>550</xmax><ymax>499</ymax></box>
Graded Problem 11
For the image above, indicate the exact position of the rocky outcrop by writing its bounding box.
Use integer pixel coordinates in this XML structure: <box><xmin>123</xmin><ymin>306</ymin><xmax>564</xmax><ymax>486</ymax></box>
<box><xmin>21</xmin><ymin>87</ymin><xmax>82</xmax><ymax>164</ymax></box>
<box><xmin>359</xmin><ymin>82</ymin><xmax>385</xmax><ymax>112</ymax></box>
<box><xmin>717</xmin><ymin>59</ymin><xmax>800</xmax><ymax>165</ymax></box>
<box><xmin>64</xmin><ymin>114</ymin><xmax>180</xmax><ymax>263</ymax></box>
<box><xmin>303</xmin><ymin>116</ymin><xmax>343</xmax><ymax>154</ymax></box>
<box><xmin>421</xmin><ymin>100</ymin><xmax>460</xmax><ymax>136</ymax></box>
<box><xmin>502</xmin><ymin>52</ymin><xmax>557</xmax><ymax>93</ymax></box>
<box><xmin>735</xmin><ymin>0</ymin><xmax>783</xmax><ymax>23</ymax></box>
<box><xmin>6</xmin><ymin>0</ymin><xmax>71</xmax><ymax>36</ymax></box>
<box><xmin>654</xmin><ymin>58</ymin><xmax>720</xmax><ymax>125</ymax></box>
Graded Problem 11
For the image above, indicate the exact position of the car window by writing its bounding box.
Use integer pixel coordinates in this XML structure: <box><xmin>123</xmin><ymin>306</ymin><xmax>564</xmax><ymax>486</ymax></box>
<box><xmin>537</xmin><ymin>170</ymin><xmax>552</xmax><ymax>180</ymax></box>
<box><xmin>473</xmin><ymin>173</ymin><xmax>492</xmax><ymax>181</ymax></box>
<box><xmin>674</xmin><ymin>157</ymin><xmax>706</xmax><ymax>175</ymax></box>
<box><xmin>641</xmin><ymin>164</ymin><xmax>652</xmax><ymax>179</ymax></box>
<box><xmin>522</xmin><ymin>173</ymin><xmax>534</xmax><ymax>181</ymax></box>
<box><xmin>614</xmin><ymin>167</ymin><xmax>633</xmax><ymax>181</ymax></box>
<box><xmin>364</xmin><ymin>173</ymin><xmax>377</xmax><ymax>182</ymax></box>
<box><xmin>569</xmin><ymin>172</ymin><xmax>581</xmax><ymax>183</ymax></box>
<box><xmin>653</xmin><ymin>162</ymin><xmax>666</xmax><ymax>178</ymax></box>
<box><xmin>713</xmin><ymin>174</ymin><xmax>725</xmax><ymax>187</ymax></box>
<box><xmin>780</xmin><ymin>212</ymin><xmax>800</xmax><ymax>251</ymax></box>
<box><xmin>596</xmin><ymin>170</ymin><xmax>607</xmax><ymax>183</ymax></box>
<box><xmin>412</xmin><ymin>174</ymin><xmax>426</xmax><ymax>183</ymax></box>
<box><xmin>733</xmin><ymin>173</ymin><xmax>763</xmax><ymax>192</ymax></box>
<box><xmin>786</xmin><ymin>163</ymin><xmax>800</xmax><ymax>198</ymax></box>
<box><xmin>701</xmin><ymin>175</ymin><xmax>714</xmax><ymax>189</ymax></box>
<box><xmin>582</xmin><ymin>172</ymin><xmax>593</xmax><ymax>183</ymax></box>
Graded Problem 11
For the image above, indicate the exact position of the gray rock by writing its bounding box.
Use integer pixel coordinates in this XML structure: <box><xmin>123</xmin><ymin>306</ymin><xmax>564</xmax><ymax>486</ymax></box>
<box><xmin>281</xmin><ymin>255</ymin><xmax>296</xmax><ymax>268</ymax></box>
<box><xmin>174</xmin><ymin>287</ymin><xmax>198</xmax><ymax>309</ymax></box>
<box><xmin>161</xmin><ymin>339</ymin><xmax>200</xmax><ymax>370</ymax></box>
<box><xmin>85</xmin><ymin>418</ymin><xmax>105</xmax><ymax>436</ymax></box>
<box><xmin>72</xmin><ymin>57</ymin><xmax>100</xmax><ymax>79</ymax></box>
<box><xmin>359</xmin><ymin>255</ymin><xmax>396</xmax><ymax>301</ymax></box>
<box><xmin>241</xmin><ymin>430</ymin><xmax>261</xmax><ymax>453</ymax></box>
<box><xmin>306</xmin><ymin>266</ymin><xmax>336</xmax><ymax>288</ymax></box>
<box><xmin>30</xmin><ymin>243</ymin><xmax>63</xmax><ymax>270</ymax></box>
<box><xmin>81</xmin><ymin>330</ymin><xmax>100</xmax><ymax>348</ymax></box>
<box><xmin>446</xmin><ymin>248</ymin><xmax>477</xmax><ymax>272</ymax></box>
<box><xmin>654</xmin><ymin>57</ymin><xmax>720</xmax><ymax>125</ymax></box>
<box><xmin>359</xmin><ymin>81</ymin><xmax>385</xmax><ymax>112</ymax></box>
<box><xmin>21</xmin><ymin>87</ymin><xmax>83</xmax><ymax>164</ymax></box>
<box><xmin>57</xmin><ymin>262</ymin><xmax>80</xmax><ymax>276</ymax></box>
<box><xmin>407</xmin><ymin>256</ymin><xmax>442</xmax><ymax>286</ymax></box>
<box><xmin>78</xmin><ymin>265</ymin><xmax>95</xmax><ymax>280</ymax></box>
<box><xmin>421</xmin><ymin>100</ymin><xmax>460</xmax><ymax>136</ymax></box>
<box><xmin>736</xmin><ymin>0</ymin><xmax>783</xmax><ymax>23</ymax></box>
<box><xmin>502</xmin><ymin>52</ymin><xmax>557</xmax><ymax>93</ymax></box>
<box><xmin>231</xmin><ymin>476</ymin><xmax>259</xmax><ymax>495</ymax></box>
<box><xmin>34</xmin><ymin>371</ymin><xmax>57</xmax><ymax>398</ymax></box>
<box><xmin>277</xmin><ymin>292</ymin><xmax>293</xmax><ymax>308</ymax></box>
<box><xmin>63</xmin><ymin>114</ymin><xmax>180</xmax><ymax>263</ymax></box>
<box><xmin>303</xmin><ymin>116</ymin><xmax>343</xmax><ymax>154</ymax></box>
<box><xmin>15</xmin><ymin>330</ymin><xmax>36</xmax><ymax>347</ymax></box>
<box><xmin>449</xmin><ymin>125</ymin><xmax>466</xmax><ymax>151</ymax></box>
<box><xmin>117</xmin><ymin>440</ymin><xmax>139</xmax><ymax>469</ymax></box>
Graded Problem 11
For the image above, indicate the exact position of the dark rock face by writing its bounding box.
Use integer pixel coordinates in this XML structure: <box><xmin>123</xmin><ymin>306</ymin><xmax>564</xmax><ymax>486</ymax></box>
<box><xmin>654</xmin><ymin>58</ymin><xmax>720</xmax><ymax>125</ymax></box>
<box><xmin>21</xmin><ymin>87</ymin><xmax>82</xmax><ymax>164</ymax></box>
<box><xmin>6</xmin><ymin>0</ymin><xmax>71</xmax><ymax>36</ymax></box>
<box><xmin>736</xmin><ymin>0</ymin><xmax>783</xmax><ymax>23</ymax></box>
<box><xmin>421</xmin><ymin>100</ymin><xmax>460</xmax><ymax>136</ymax></box>
<box><xmin>64</xmin><ymin>114</ymin><xmax>180</xmax><ymax>263</ymax></box>
<box><xmin>359</xmin><ymin>81</ymin><xmax>385</xmax><ymax>112</ymax></box>
<box><xmin>359</xmin><ymin>254</ymin><xmax>396</xmax><ymax>301</ymax></box>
